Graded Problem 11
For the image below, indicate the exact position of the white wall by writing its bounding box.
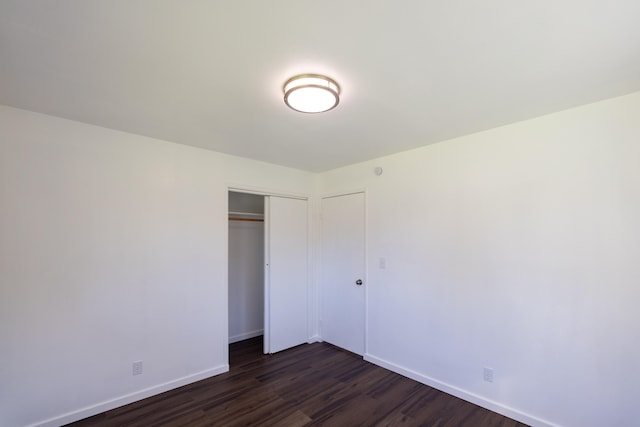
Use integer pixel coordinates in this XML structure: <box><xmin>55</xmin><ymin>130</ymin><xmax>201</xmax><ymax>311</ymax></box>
<box><xmin>2</xmin><ymin>89</ymin><xmax>639</xmax><ymax>427</ymax></box>
<box><xmin>318</xmin><ymin>92</ymin><xmax>640</xmax><ymax>427</ymax></box>
<box><xmin>0</xmin><ymin>105</ymin><xmax>314</xmax><ymax>427</ymax></box>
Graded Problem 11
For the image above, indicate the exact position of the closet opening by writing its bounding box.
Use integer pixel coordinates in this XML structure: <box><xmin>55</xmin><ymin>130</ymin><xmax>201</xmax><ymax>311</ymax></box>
<box><xmin>228</xmin><ymin>191</ymin><xmax>265</xmax><ymax>365</ymax></box>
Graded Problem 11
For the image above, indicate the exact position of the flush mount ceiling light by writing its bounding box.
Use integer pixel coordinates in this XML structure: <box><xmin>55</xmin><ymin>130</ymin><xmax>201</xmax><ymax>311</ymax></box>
<box><xmin>283</xmin><ymin>74</ymin><xmax>340</xmax><ymax>113</ymax></box>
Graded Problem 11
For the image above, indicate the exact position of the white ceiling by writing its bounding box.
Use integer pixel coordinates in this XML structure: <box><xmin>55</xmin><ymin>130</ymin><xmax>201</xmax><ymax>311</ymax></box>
<box><xmin>1</xmin><ymin>1</ymin><xmax>639</xmax><ymax>172</ymax></box>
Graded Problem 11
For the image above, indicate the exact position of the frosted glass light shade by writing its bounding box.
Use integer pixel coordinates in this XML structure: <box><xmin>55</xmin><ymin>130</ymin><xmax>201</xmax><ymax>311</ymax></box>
<box><xmin>283</xmin><ymin>74</ymin><xmax>340</xmax><ymax>113</ymax></box>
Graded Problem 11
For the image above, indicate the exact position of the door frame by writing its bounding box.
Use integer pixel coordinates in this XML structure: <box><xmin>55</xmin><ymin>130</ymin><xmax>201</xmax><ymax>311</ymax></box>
<box><xmin>320</xmin><ymin>189</ymin><xmax>368</xmax><ymax>356</ymax></box>
<box><xmin>226</xmin><ymin>184</ymin><xmax>312</xmax><ymax>358</ymax></box>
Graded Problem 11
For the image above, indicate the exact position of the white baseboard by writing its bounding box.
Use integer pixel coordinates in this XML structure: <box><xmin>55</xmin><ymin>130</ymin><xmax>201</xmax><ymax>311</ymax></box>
<box><xmin>307</xmin><ymin>334</ymin><xmax>322</xmax><ymax>343</ymax></box>
<box><xmin>229</xmin><ymin>329</ymin><xmax>264</xmax><ymax>343</ymax></box>
<box><xmin>364</xmin><ymin>353</ymin><xmax>558</xmax><ymax>427</ymax></box>
<box><xmin>29</xmin><ymin>365</ymin><xmax>229</xmax><ymax>427</ymax></box>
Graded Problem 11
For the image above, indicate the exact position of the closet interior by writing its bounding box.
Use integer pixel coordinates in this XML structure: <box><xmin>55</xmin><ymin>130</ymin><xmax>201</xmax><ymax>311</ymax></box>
<box><xmin>228</xmin><ymin>192</ymin><xmax>265</xmax><ymax>354</ymax></box>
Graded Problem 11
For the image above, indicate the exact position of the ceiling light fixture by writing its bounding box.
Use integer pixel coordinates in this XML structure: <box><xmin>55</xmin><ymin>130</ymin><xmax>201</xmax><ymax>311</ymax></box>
<box><xmin>283</xmin><ymin>74</ymin><xmax>340</xmax><ymax>113</ymax></box>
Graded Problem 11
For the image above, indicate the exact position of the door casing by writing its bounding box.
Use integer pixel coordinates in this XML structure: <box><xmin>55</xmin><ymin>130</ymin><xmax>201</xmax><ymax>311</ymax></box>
<box><xmin>227</xmin><ymin>186</ymin><xmax>311</xmax><ymax>358</ymax></box>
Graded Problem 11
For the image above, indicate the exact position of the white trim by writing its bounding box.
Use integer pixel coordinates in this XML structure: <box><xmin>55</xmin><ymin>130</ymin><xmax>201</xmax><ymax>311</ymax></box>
<box><xmin>362</xmin><ymin>190</ymin><xmax>369</xmax><ymax>356</ymax></box>
<box><xmin>320</xmin><ymin>188</ymin><xmax>367</xmax><ymax>200</ymax></box>
<box><xmin>263</xmin><ymin>196</ymin><xmax>271</xmax><ymax>354</ymax></box>
<box><xmin>28</xmin><ymin>365</ymin><xmax>229</xmax><ymax>427</ymax></box>
<box><xmin>364</xmin><ymin>353</ymin><xmax>559</xmax><ymax>427</ymax></box>
<box><xmin>229</xmin><ymin>329</ymin><xmax>264</xmax><ymax>344</ymax></box>
<box><xmin>227</xmin><ymin>183</ymin><xmax>309</xmax><ymax>200</ymax></box>
<box><xmin>307</xmin><ymin>334</ymin><xmax>323</xmax><ymax>343</ymax></box>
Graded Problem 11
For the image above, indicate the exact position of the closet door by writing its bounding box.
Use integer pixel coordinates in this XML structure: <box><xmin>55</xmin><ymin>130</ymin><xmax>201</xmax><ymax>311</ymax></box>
<box><xmin>264</xmin><ymin>196</ymin><xmax>308</xmax><ymax>354</ymax></box>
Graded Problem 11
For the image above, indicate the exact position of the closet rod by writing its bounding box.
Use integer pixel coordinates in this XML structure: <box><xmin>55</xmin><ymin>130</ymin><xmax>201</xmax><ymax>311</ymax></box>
<box><xmin>229</xmin><ymin>217</ymin><xmax>264</xmax><ymax>222</ymax></box>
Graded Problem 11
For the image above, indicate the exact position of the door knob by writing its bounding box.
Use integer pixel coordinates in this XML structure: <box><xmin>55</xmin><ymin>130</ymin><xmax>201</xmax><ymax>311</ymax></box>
<box><xmin>355</xmin><ymin>279</ymin><xmax>363</xmax><ymax>286</ymax></box>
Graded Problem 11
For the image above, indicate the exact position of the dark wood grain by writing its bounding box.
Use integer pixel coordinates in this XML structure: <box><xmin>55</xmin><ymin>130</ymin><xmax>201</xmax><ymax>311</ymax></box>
<box><xmin>67</xmin><ymin>337</ymin><xmax>529</xmax><ymax>426</ymax></box>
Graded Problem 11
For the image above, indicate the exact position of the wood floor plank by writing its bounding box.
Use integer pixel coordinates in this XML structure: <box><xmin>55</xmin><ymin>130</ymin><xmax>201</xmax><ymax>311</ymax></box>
<box><xmin>274</xmin><ymin>410</ymin><xmax>312</xmax><ymax>427</ymax></box>
<box><xmin>373</xmin><ymin>410</ymin><xmax>420</xmax><ymax>427</ymax></box>
<box><xmin>66</xmin><ymin>337</ymin><xmax>529</xmax><ymax>427</ymax></box>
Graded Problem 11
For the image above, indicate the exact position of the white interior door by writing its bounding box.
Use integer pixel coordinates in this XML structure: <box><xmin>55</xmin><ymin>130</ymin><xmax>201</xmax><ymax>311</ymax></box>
<box><xmin>321</xmin><ymin>192</ymin><xmax>366</xmax><ymax>355</ymax></box>
<box><xmin>264</xmin><ymin>196</ymin><xmax>309</xmax><ymax>354</ymax></box>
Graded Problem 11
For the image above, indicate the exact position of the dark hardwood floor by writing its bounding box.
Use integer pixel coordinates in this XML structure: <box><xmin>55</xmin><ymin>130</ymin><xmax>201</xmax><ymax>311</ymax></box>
<box><xmin>67</xmin><ymin>337</ymin><xmax>529</xmax><ymax>426</ymax></box>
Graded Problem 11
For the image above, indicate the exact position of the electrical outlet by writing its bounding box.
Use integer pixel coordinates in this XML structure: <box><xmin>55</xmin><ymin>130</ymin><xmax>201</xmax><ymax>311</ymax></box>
<box><xmin>483</xmin><ymin>367</ymin><xmax>494</xmax><ymax>383</ymax></box>
<box><xmin>133</xmin><ymin>361</ymin><xmax>143</xmax><ymax>376</ymax></box>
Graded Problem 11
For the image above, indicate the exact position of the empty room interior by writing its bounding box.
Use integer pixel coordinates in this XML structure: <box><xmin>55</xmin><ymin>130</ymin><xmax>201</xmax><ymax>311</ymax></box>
<box><xmin>1</xmin><ymin>2</ymin><xmax>640</xmax><ymax>427</ymax></box>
